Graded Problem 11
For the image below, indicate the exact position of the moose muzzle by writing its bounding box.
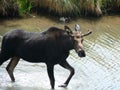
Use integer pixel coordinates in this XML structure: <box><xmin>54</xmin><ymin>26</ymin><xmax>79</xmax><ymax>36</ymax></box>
<box><xmin>77</xmin><ymin>50</ymin><xmax>86</xmax><ymax>57</ymax></box>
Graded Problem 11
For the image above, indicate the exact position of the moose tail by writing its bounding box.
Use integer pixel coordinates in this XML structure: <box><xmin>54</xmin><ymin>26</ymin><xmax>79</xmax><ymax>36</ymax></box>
<box><xmin>0</xmin><ymin>48</ymin><xmax>2</xmax><ymax>65</ymax></box>
<box><xmin>0</xmin><ymin>48</ymin><xmax>4</xmax><ymax>66</ymax></box>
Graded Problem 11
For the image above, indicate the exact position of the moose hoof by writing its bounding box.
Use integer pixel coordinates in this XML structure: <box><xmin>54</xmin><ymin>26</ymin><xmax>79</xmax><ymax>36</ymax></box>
<box><xmin>12</xmin><ymin>79</ymin><xmax>15</xmax><ymax>82</ymax></box>
<box><xmin>58</xmin><ymin>84</ymin><xmax>67</xmax><ymax>88</ymax></box>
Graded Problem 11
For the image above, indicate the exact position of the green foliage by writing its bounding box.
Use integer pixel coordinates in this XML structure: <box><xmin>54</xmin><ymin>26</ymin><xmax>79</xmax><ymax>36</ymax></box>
<box><xmin>0</xmin><ymin>0</ymin><xmax>119</xmax><ymax>17</ymax></box>
<box><xmin>16</xmin><ymin>0</ymin><xmax>33</xmax><ymax>15</ymax></box>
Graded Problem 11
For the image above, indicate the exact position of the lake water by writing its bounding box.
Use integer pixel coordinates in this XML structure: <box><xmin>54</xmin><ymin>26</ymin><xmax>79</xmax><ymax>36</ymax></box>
<box><xmin>0</xmin><ymin>15</ymin><xmax>120</xmax><ymax>90</ymax></box>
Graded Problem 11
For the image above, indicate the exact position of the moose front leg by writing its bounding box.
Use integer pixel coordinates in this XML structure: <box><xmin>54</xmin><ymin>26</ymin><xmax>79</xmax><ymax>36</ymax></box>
<box><xmin>46</xmin><ymin>63</ymin><xmax>55</xmax><ymax>89</ymax></box>
<box><xmin>59</xmin><ymin>60</ymin><xmax>75</xmax><ymax>87</ymax></box>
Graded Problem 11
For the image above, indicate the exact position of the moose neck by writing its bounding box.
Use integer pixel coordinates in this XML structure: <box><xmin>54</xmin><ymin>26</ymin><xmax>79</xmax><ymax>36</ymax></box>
<box><xmin>62</xmin><ymin>34</ymin><xmax>74</xmax><ymax>52</ymax></box>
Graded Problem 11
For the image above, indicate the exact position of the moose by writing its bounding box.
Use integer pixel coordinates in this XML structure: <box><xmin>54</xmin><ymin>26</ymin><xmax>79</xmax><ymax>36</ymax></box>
<box><xmin>0</xmin><ymin>24</ymin><xmax>92</xmax><ymax>89</ymax></box>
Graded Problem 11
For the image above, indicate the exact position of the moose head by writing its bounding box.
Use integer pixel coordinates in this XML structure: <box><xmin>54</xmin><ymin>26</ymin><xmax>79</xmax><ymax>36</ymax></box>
<box><xmin>65</xmin><ymin>24</ymin><xmax>92</xmax><ymax>57</ymax></box>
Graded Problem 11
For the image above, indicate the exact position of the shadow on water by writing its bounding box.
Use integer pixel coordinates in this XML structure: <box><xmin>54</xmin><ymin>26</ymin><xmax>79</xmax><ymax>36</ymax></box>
<box><xmin>0</xmin><ymin>15</ymin><xmax>120</xmax><ymax>90</ymax></box>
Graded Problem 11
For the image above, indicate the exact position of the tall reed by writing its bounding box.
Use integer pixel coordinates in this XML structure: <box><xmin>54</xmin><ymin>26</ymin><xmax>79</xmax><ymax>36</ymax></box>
<box><xmin>78</xmin><ymin>0</ymin><xmax>102</xmax><ymax>16</ymax></box>
<box><xmin>0</xmin><ymin>0</ymin><xmax>33</xmax><ymax>17</ymax></box>
<box><xmin>34</xmin><ymin>0</ymin><xmax>103</xmax><ymax>17</ymax></box>
<box><xmin>0</xmin><ymin>0</ymin><xmax>119</xmax><ymax>17</ymax></box>
<box><xmin>101</xmin><ymin>0</ymin><xmax>120</xmax><ymax>13</ymax></box>
<box><xmin>0</xmin><ymin>0</ymin><xmax>18</xmax><ymax>16</ymax></box>
<box><xmin>34</xmin><ymin>0</ymin><xmax>80</xmax><ymax>16</ymax></box>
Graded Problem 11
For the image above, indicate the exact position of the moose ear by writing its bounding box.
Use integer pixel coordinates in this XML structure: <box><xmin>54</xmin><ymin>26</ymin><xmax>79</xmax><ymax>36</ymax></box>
<box><xmin>64</xmin><ymin>25</ymin><xmax>72</xmax><ymax>34</ymax></box>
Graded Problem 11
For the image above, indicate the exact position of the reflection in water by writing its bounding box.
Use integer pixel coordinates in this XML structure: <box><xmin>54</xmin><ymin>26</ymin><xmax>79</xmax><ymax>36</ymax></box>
<box><xmin>0</xmin><ymin>16</ymin><xmax>120</xmax><ymax>90</ymax></box>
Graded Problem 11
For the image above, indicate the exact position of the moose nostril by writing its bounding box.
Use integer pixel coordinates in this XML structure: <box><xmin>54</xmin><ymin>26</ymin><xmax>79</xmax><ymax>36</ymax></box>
<box><xmin>78</xmin><ymin>50</ymin><xmax>86</xmax><ymax>57</ymax></box>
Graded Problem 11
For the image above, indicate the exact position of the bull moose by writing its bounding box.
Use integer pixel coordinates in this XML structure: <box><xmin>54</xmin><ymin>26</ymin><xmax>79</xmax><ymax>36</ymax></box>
<box><xmin>0</xmin><ymin>24</ymin><xmax>92</xmax><ymax>89</ymax></box>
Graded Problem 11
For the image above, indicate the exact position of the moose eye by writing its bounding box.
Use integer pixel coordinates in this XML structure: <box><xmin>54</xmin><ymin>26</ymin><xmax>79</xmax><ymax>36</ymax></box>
<box><xmin>76</xmin><ymin>36</ymin><xmax>80</xmax><ymax>38</ymax></box>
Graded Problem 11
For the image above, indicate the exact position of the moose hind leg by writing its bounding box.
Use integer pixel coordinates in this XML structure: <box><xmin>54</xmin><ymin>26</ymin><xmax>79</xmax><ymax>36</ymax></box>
<box><xmin>0</xmin><ymin>53</ymin><xmax>10</xmax><ymax>66</ymax></box>
<box><xmin>0</xmin><ymin>56</ymin><xmax>9</xmax><ymax>65</ymax></box>
<box><xmin>59</xmin><ymin>61</ymin><xmax>75</xmax><ymax>87</ymax></box>
<box><xmin>6</xmin><ymin>57</ymin><xmax>20</xmax><ymax>82</ymax></box>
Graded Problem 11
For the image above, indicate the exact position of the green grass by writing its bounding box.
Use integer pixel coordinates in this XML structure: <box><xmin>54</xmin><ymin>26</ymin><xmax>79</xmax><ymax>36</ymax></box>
<box><xmin>0</xmin><ymin>0</ymin><xmax>119</xmax><ymax>17</ymax></box>
<box><xmin>16</xmin><ymin>0</ymin><xmax>34</xmax><ymax>16</ymax></box>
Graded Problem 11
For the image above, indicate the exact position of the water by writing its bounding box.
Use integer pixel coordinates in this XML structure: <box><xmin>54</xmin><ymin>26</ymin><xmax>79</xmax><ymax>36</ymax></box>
<box><xmin>0</xmin><ymin>15</ymin><xmax>120</xmax><ymax>90</ymax></box>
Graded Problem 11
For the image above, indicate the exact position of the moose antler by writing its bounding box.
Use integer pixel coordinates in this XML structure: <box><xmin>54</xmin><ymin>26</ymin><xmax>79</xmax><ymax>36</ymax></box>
<box><xmin>75</xmin><ymin>24</ymin><xmax>80</xmax><ymax>31</ymax></box>
<box><xmin>81</xmin><ymin>30</ymin><xmax>92</xmax><ymax>37</ymax></box>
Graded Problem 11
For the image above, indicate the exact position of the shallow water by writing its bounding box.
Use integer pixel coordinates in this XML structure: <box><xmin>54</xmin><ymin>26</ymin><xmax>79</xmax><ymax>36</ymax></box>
<box><xmin>0</xmin><ymin>15</ymin><xmax>120</xmax><ymax>90</ymax></box>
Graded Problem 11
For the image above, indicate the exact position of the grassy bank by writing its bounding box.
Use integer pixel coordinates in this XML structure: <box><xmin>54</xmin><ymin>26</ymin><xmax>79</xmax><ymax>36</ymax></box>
<box><xmin>0</xmin><ymin>0</ymin><xmax>120</xmax><ymax>17</ymax></box>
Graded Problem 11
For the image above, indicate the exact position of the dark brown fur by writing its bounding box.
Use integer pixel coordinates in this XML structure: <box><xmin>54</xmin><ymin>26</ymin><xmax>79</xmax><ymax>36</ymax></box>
<box><xmin>0</xmin><ymin>25</ymin><xmax>90</xmax><ymax>89</ymax></box>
